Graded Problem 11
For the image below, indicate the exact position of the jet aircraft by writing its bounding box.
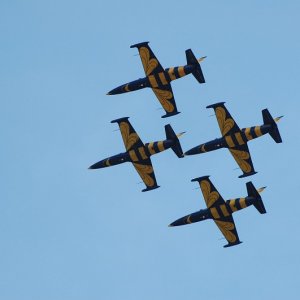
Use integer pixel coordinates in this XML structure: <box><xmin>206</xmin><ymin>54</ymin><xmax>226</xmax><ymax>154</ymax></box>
<box><xmin>169</xmin><ymin>176</ymin><xmax>266</xmax><ymax>247</ymax></box>
<box><xmin>107</xmin><ymin>42</ymin><xmax>206</xmax><ymax>118</ymax></box>
<box><xmin>185</xmin><ymin>102</ymin><xmax>283</xmax><ymax>178</ymax></box>
<box><xmin>89</xmin><ymin>117</ymin><xmax>184</xmax><ymax>192</ymax></box>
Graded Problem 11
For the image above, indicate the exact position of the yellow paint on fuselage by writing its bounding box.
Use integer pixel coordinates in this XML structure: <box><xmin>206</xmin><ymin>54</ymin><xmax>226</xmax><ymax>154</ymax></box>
<box><xmin>147</xmin><ymin>142</ymin><xmax>156</xmax><ymax>155</ymax></box>
<box><xmin>167</xmin><ymin>67</ymin><xmax>176</xmax><ymax>80</ymax></box>
<box><xmin>229</xmin><ymin>199</ymin><xmax>238</xmax><ymax>212</ymax></box>
<box><xmin>124</xmin><ymin>84</ymin><xmax>130</xmax><ymax>92</ymax></box>
<box><xmin>239</xmin><ymin>198</ymin><xmax>247</xmax><ymax>208</ymax></box>
<box><xmin>178</xmin><ymin>66</ymin><xmax>186</xmax><ymax>77</ymax></box>
<box><xmin>244</xmin><ymin>128</ymin><xmax>253</xmax><ymax>141</ymax></box>
<box><xmin>157</xmin><ymin>141</ymin><xmax>165</xmax><ymax>152</ymax></box>
<box><xmin>254</xmin><ymin>126</ymin><xmax>262</xmax><ymax>137</ymax></box>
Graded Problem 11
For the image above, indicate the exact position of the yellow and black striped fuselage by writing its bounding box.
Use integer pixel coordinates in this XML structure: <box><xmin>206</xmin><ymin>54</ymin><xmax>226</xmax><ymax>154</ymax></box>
<box><xmin>128</xmin><ymin>139</ymin><xmax>174</xmax><ymax>163</ymax></box>
<box><xmin>170</xmin><ymin>196</ymin><xmax>257</xmax><ymax>226</ymax></box>
<box><xmin>222</xmin><ymin>124</ymin><xmax>271</xmax><ymax>149</ymax></box>
<box><xmin>89</xmin><ymin>139</ymin><xmax>174</xmax><ymax>169</ymax></box>
<box><xmin>146</xmin><ymin>65</ymin><xmax>193</xmax><ymax>89</ymax></box>
<box><xmin>186</xmin><ymin>124</ymin><xmax>272</xmax><ymax>155</ymax></box>
<box><xmin>107</xmin><ymin>65</ymin><xmax>194</xmax><ymax>95</ymax></box>
<box><xmin>209</xmin><ymin>197</ymin><xmax>255</xmax><ymax>220</ymax></box>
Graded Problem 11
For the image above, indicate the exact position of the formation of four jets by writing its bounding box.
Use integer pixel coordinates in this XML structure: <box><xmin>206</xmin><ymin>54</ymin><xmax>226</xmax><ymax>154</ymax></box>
<box><xmin>89</xmin><ymin>42</ymin><xmax>282</xmax><ymax>247</ymax></box>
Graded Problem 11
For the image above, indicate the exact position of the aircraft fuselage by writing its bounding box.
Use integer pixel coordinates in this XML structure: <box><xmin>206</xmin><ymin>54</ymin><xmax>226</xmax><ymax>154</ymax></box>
<box><xmin>107</xmin><ymin>64</ymin><xmax>195</xmax><ymax>95</ymax></box>
<box><xmin>170</xmin><ymin>196</ymin><xmax>257</xmax><ymax>226</ymax></box>
<box><xmin>89</xmin><ymin>139</ymin><xmax>175</xmax><ymax>169</ymax></box>
<box><xmin>185</xmin><ymin>124</ymin><xmax>272</xmax><ymax>155</ymax></box>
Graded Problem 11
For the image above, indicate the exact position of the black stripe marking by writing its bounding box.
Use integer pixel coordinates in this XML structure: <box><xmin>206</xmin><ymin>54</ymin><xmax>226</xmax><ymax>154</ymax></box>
<box><xmin>164</xmin><ymin>68</ymin><xmax>171</xmax><ymax>82</ymax></box>
<box><xmin>230</xmin><ymin>134</ymin><xmax>239</xmax><ymax>147</ymax></box>
<box><xmin>134</xmin><ymin>149</ymin><xmax>144</xmax><ymax>162</ymax></box>
<box><xmin>153</xmin><ymin>142</ymin><xmax>160</xmax><ymax>153</ymax></box>
<box><xmin>154</xmin><ymin>73</ymin><xmax>162</xmax><ymax>87</ymax></box>
<box><xmin>144</xmin><ymin>143</ymin><xmax>152</xmax><ymax>157</ymax></box>
<box><xmin>174</xmin><ymin>67</ymin><xmax>180</xmax><ymax>78</ymax></box>
<box><xmin>250</xmin><ymin>126</ymin><xmax>257</xmax><ymax>138</ymax></box>
<box><xmin>241</xmin><ymin>129</ymin><xmax>248</xmax><ymax>141</ymax></box>
<box><xmin>235</xmin><ymin>198</ymin><xmax>242</xmax><ymax>210</ymax></box>
<box><xmin>215</xmin><ymin>206</ymin><xmax>224</xmax><ymax>218</ymax></box>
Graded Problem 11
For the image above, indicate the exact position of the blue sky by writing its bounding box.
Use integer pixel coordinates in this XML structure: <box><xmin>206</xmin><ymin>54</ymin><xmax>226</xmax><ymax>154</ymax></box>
<box><xmin>1</xmin><ymin>1</ymin><xmax>299</xmax><ymax>299</ymax></box>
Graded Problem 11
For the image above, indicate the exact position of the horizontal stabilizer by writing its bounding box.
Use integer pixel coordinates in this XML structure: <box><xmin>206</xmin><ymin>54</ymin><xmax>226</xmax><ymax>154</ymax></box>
<box><xmin>262</xmin><ymin>109</ymin><xmax>282</xmax><ymax>143</ymax></box>
<box><xmin>165</xmin><ymin>124</ymin><xmax>184</xmax><ymax>158</ymax></box>
<box><xmin>246</xmin><ymin>182</ymin><xmax>266</xmax><ymax>214</ymax></box>
<box><xmin>185</xmin><ymin>49</ymin><xmax>205</xmax><ymax>83</ymax></box>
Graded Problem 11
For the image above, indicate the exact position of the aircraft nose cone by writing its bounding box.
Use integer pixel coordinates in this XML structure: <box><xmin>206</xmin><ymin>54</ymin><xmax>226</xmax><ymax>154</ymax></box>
<box><xmin>184</xmin><ymin>145</ymin><xmax>202</xmax><ymax>156</ymax></box>
<box><xmin>107</xmin><ymin>89</ymin><xmax>115</xmax><ymax>95</ymax></box>
<box><xmin>168</xmin><ymin>217</ymin><xmax>186</xmax><ymax>227</ymax></box>
<box><xmin>107</xmin><ymin>86</ymin><xmax>123</xmax><ymax>95</ymax></box>
<box><xmin>184</xmin><ymin>148</ymin><xmax>196</xmax><ymax>155</ymax></box>
<box><xmin>88</xmin><ymin>160</ymin><xmax>105</xmax><ymax>169</ymax></box>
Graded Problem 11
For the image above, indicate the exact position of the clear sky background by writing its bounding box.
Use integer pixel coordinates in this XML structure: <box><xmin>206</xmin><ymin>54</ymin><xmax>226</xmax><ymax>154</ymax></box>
<box><xmin>1</xmin><ymin>1</ymin><xmax>299</xmax><ymax>299</ymax></box>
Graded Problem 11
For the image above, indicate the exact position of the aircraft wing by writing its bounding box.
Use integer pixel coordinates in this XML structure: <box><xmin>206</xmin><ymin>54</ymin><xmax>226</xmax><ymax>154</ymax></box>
<box><xmin>130</xmin><ymin>42</ymin><xmax>165</xmax><ymax>76</ymax></box>
<box><xmin>132</xmin><ymin>160</ymin><xmax>159</xmax><ymax>192</ymax></box>
<box><xmin>207</xmin><ymin>102</ymin><xmax>240</xmax><ymax>136</ymax></box>
<box><xmin>111</xmin><ymin>117</ymin><xmax>144</xmax><ymax>151</ymax></box>
<box><xmin>228</xmin><ymin>144</ymin><xmax>257</xmax><ymax>178</ymax></box>
<box><xmin>214</xmin><ymin>215</ymin><xmax>241</xmax><ymax>247</ymax></box>
<box><xmin>152</xmin><ymin>85</ymin><xmax>179</xmax><ymax>117</ymax></box>
<box><xmin>192</xmin><ymin>176</ymin><xmax>241</xmax><ymax>247</ymax></box>
<box><xmin>192</xmin><ymin>176</ymin><xmax>226</xmax><ymax>208</ymax></box>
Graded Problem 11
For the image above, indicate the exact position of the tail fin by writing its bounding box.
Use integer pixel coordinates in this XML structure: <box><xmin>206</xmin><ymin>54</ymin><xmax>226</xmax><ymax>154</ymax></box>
<box><xmin>165</xmin><ymin>124</ymin><xmax>184</xmax><ymax>158</ymax></box>
<box><xmin>262</xmin><ymin>109</ymin><xmax>283</xmax><ymax>143</ymax></box>
<box><xmin>246</xmin><ymin>182</ymin><xmax>266</xmax><ymax>214</ymax></box>
<box><xmin>185</xmin><ymin>49</ymin><xmax>206</xmax><ymax>84</ymax></box>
